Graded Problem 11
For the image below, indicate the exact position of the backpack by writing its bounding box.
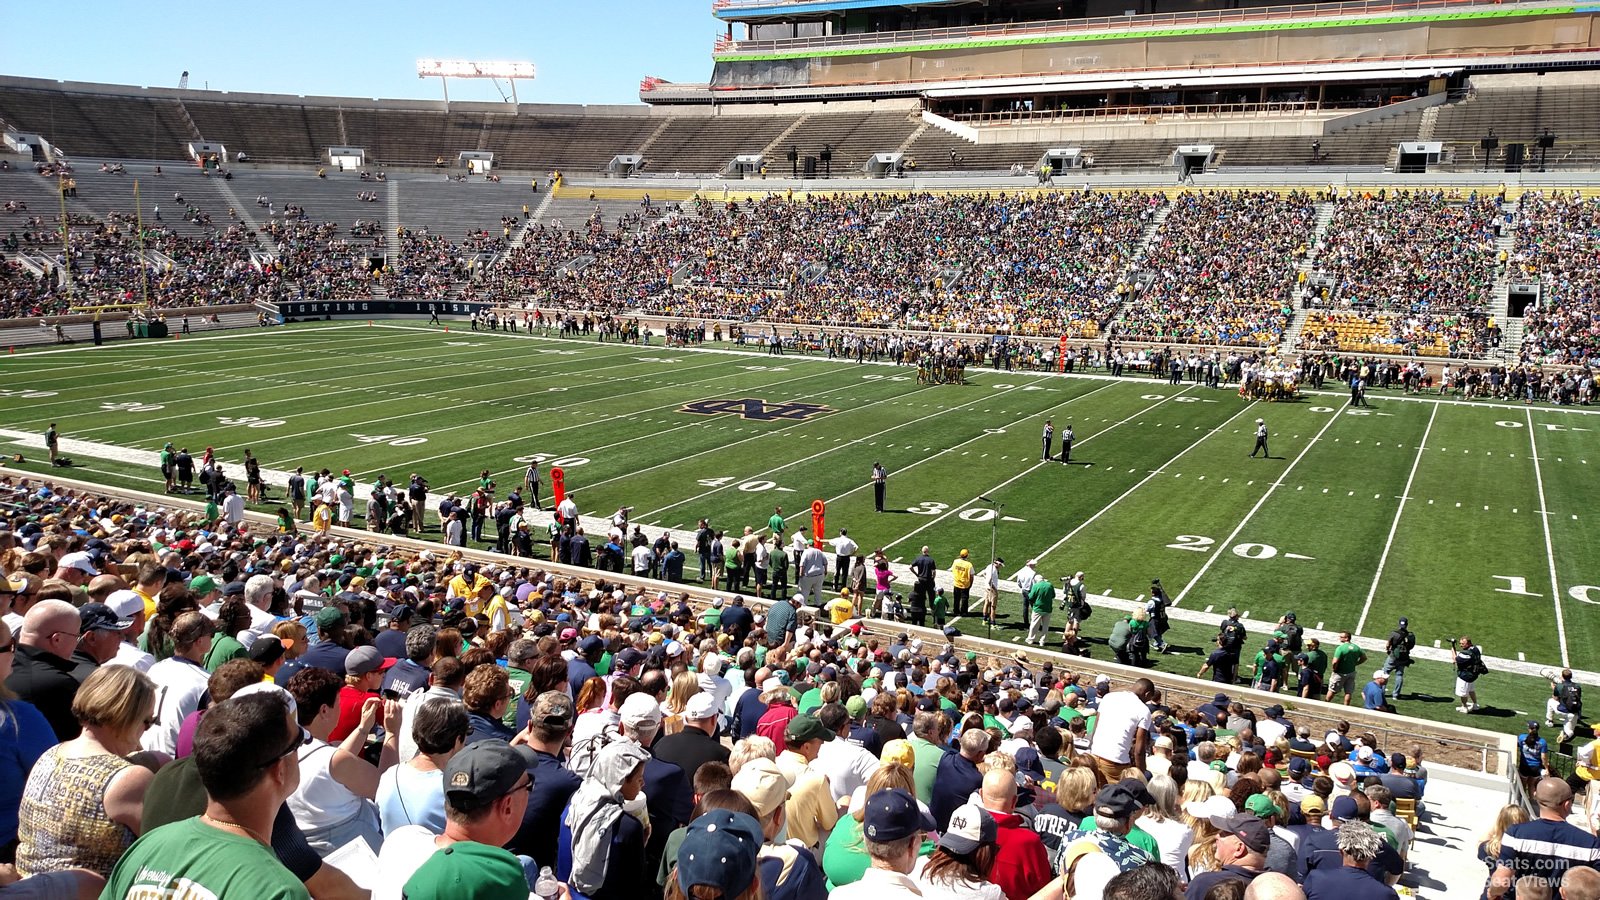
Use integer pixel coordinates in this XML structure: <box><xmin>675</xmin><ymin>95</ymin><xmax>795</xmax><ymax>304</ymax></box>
<box><xmin>1562</xmin><ymin>681</ymin><xmax>1583</xmax><ymax>714</ymax></box>
<box><xmin>568</xmin><ymin>722</ymin><xmax>626</xmax><ymax>780</ymax></box>
<box><xmin>1221</xmin><ymin>620</ymin><xmax>1246</xmax><ymax>650</ymax></box>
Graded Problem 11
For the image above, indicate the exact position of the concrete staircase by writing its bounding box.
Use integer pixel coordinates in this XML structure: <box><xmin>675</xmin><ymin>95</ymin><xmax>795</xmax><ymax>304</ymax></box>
<box><xmin>634</xmin><ymin>118</ymin><xmax>676</xmax><ymax>159</ymax></box>
<box><xmin>385</xmin><ymin>180</ymin><xmax>402</xmax><ymax>259</ymax></box>
<box><xmin>1499</xmin><ymin>317</ymin><xmax>1526</xmax><ymax>360</ymax></box>
<box><xmin>210</xmin><ymin>176</ymin><xmax>276</xmax><ymax>261</ymax></box>
<box><xmin>897</xmin><ymin>119</ymin><xmax>930</xmax><ymax>156</ymax></box>
<box><xmin>759</xmin><ymin>114</ymin><xmax>812</xmax><ymax>163</ymax></box>
<box><xmin>1102</xmin><ymin>203</ymin><xmax>1172</xmax><ymax>322</ymax></box>
<box><xmin>1486</xmin><ymin>197</ymin><xmax>1522</xmax><ymax>359</ymax></box>
<box><xmin>1278</xmin><ymin>201</ymin><xmax>1339</xmax><ymax>352</ymax></box>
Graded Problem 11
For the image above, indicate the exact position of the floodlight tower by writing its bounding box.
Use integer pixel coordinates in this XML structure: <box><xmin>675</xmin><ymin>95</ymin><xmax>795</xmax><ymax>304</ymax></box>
<box><xmin>417</xmin><ymin>59</ymin><xmax>537</xmax><ymax>108</ymax></box>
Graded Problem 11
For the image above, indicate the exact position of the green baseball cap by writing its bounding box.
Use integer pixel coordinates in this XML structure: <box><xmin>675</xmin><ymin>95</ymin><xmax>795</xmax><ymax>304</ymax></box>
<box><xmin>188</xmin><ymin>575</ymin><xmax>217</xmax><ymax>595</ymax></box>
<box><xmin>785</xmin><ymin>714</ymin><xmax>834</xmax><ymax>744</ymax></box>
<box><xmin>845</xmin><ymin>696</ymin><xmax>867</xmax><ymax>718</ymax></box>
<box><xmin>401</xmin><ymin>841</ymin><xmax>527</xmax><ymax>900</ymax></box>
<box><xmin>1244</xmin><ymin>794</ymin><xmax>1284</xmax><ymax>820</ymax></box>
<box><xmin>313</xmin><ymin>606</ymin><xmax>346</xmax><ymax>629</ymax></box>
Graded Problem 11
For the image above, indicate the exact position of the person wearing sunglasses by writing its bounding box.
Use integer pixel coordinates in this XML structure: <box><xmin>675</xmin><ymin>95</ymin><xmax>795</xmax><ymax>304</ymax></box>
<box><xmin>14</xmin><ymin>665</ymin><xmax>159</xmax><ymax>880</ymax></box>
<box><xmin>374</xmin><ymin>739</ymin><xmax>545</xmax><ymax>900</ymax></box>
<box><xmin>3</xmin><ymin>599</ymin><xmax>85</xmax><ymax>742</ymax></box>
<box><xmin>0</xmin><ymin>617</ymin><xmax>55</xmax><ymax>866</ymax></box>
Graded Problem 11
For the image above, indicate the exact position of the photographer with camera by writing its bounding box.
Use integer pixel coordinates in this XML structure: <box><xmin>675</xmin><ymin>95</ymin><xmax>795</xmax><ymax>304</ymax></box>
<box><xmin>1453</xmin><ymin>635</ymin><xmax>1488</xmax><ymax>714</ymax></box>
<box><xmin>1382</xmin><ymin>617</ymin><xmax>1416</xmax><ymax>701</ymax></box>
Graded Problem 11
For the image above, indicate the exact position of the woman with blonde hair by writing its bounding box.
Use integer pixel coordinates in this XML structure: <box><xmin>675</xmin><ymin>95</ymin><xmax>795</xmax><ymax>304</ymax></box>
<box><xmin>1031</xmin><ymin>765</ymin><xmax>1098</xmax><ymax>854</ymax></box>
<box><xmin>15</xmin><ymin>666</ymin><xmax>159</xmax><ymax>878</ymax></box>
<box><xmin>1477</xmin><ymin>803</ymin><xmax>1530</xmax><ymax>873</ymax></box>
<box><xmin>823</xmin><ymin>761</ymin><xmax>929</xmax><ymax>887</ymax></box>
<box><xmin>728</xmin><ymin>735</ymin><xmax>776</xmax><ymax>775</ymax></box>
<box><xmin>663</xmin><ymin>671</ymin><xmax>702</xmax><ymax>737</ymax></box>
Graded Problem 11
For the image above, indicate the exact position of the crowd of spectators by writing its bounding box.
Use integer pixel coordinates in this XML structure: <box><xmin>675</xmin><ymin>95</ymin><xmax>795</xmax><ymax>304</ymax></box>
<box><xmin>3</xmin><ymin>469</ymin><xmax>1572</xmax><ymax>900</ymax></box>
<box><xmin>1511</xmin><ymin>192</ymin><xmax>1600</xmax><ymax>367</ymax></box>
<box><xmin>1312</xmin><ymin>191</ymin><xmax>1503</xmax><ymax>317</ymax></box>
<box><xmin>1113</xmin><ymin>191</ymin><xmax>1312</xmax><ymax>348</ymax></box>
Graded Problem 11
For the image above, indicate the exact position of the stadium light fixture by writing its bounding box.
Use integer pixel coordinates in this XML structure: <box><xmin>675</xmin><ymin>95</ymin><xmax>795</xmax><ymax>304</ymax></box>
<box><xmin>416</xmin><ymin>59</ymin><xmax>537</xmax><ymax>106</ymax></box>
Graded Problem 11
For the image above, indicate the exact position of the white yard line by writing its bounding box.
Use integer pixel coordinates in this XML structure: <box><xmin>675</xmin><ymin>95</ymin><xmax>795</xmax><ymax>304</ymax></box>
<box><xmin>880</xmin><ymin>386</ymin><xmax>1199</xmax><ymax>552</ymax></box>
<box><xmin>1174</xmin><ymin>399</ymin><xmax>1347</xmax><ymax>605</ymax></box>
<box><xmin>776</xmin><ymin>380</ymin><xmax>1123</xmax><ymax>527</ymax></box>
<box><xmin>36</xmin><ymin>338</ymin><xmax>649</xmax><ymax>436</ymax></box>
<box><xmin>1355</xmin><ymin>402</ymin><xmax>1438</xmax><ymax>635</ymax></box>
<box><xmin>629</xmin><ymin>376</ymin><xmax>1053</xmax><ymax>520</ymax></box>
<box><xmin>333</xmin><ymin>359</ymin><xmax>864</xmax><ymax>482</ymax></box>
<box><xmin>1527</xmin><ymin>407</ymin><xmax>1571</xmax><ymax>668</ymax></box>
<box><xmin>434</xmin><ymin>367</ymin><xmax>950</xmax><ymax>495</ymax></box>
<box><xmin>1030</xmin><ymin>400</ymin><xmax>1261</xmax><ymax>567</ymax></box>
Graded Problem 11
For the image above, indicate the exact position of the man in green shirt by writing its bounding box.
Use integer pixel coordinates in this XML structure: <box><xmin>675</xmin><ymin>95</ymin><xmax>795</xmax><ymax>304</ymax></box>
<box><xmin>102</xmin><ymin>689</ymin><xmax>310</xmax><ymax>900</ymax></box>
<box><xmin>909</xmin><ymin>707</ymin><xmax>952</xmax><ymax>805</ymax></box>
<box><xmin>1025</xmin><ymin>577</ymin><xmax>1056</xmax><ymax>647</ymax></box>
<box><xmin>504</xmin><ymin>638</ymin><xmax>537</xmax><ymax>728</ymax></box>
<box><xmin>1302</xmin><ymin>637</ymin><xmax>1329</xmax><ymax>682</ymax></box>
<box><xmin>767</xmin><ymin>506</ymin><xmax>786</xmax><ymax>540</ymax></box>
<box><xmin>1327</xmin><ymin>631</ymin><xmax>1367</xmax><ymax>705</ymax></box>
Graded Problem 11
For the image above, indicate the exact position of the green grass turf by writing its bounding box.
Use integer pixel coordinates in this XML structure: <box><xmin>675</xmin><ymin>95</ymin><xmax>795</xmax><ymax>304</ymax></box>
<box><xmin>6</xmin><ymin>320</ymin><xmax>1600</xmax><ymax>739</ymax></box>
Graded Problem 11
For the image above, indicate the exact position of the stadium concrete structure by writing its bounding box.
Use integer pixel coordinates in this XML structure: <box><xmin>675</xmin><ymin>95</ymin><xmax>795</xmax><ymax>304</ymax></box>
<box><xmin>5</xmin><ymin>0</ymin><xmax>1600</xmax><ymax>360</ymax></box>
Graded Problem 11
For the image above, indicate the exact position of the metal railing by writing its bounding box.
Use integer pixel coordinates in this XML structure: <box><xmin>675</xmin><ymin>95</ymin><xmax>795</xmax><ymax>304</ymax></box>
<box><xmin>954</xmin><ymin>100</ymin><xmax>1322</xmax><ymax>126</ymax></box>
<box><xmin>716</xmin><ymin>0</ymin><xmax>1545</xmax><ymax>51</ymax></box>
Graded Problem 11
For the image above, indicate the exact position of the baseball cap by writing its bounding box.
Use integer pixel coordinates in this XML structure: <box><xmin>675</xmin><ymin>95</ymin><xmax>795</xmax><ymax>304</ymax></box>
<box><xmin>1244</xmin><ymin>794</ymin><xmax>1285</xmax><ymax>820</ymax></box>
<box><xmin>941</xmin><ymin>803</ymin><xmax>997</xmax><ymax>854</ymax></box>
<box><xmin>443</xmin><ymin>739</ymin><xmax>538</xmax><ymax>807</ymax></box>
<box><xmin>785</xmin><ymin>714</ymin><xmax>834</xmax><ymax>744</ymax></box>
<box><xmin>249</xmin><ymin>635</ymin><xmax>288</xmax><ymax>666</ymax></box>
<box><xmin>559</xmin><ymin>627</ymin><xmax>579</xmax><ymax>642</ymax></box>
<box><xmin>862</xmin><ymin>788</ymin><xmax>934</xmax><ymax>842</ymax></box>
<box><xmin>1209</xmin><ymin>812</ymin><xmax>1271</xmax><ymax>853</ymax></box>
<box><xmin>402</xmin><ymin>841</ymin><xmax>527</xmax><ymax>900</ymax></box>
<box><xmin>1330</xmin><ymin>795</ymin><xmax>1360</xmax><ymax>820</ymax></box>
<box><xmin>619</xmin><ymin>693</ymin><xmax>662</xmax><ymax>731</ymax></box>
<box><xmin>1328</xmin><ymin>761</ymin><xmax>1356</xmax><ymax>787</ymax></box>
<box><xmin>1299</xmin><ymin>794</ymin><xmax>1327</xmax><ymax>815</ymax></box>
<box><xmin>1287</xmin><ymin>757</ymin><xmax>1310</xmax><ymax>777</ymax></box>
<box><xmin>59</xmin><ymin>551</ymin><xmax>100</xmax><ymax>576</ymax></box>
<box><xmin>845</xmin><ymin>696</ymin><xmax>867</xmax><ymax>718</ymax></box>
<box><xmin>1527</xmin><ymin>720</ymin><xmax>1541</xmax><ymax>731</ymax></box>
<box><xmin>188</xmin><ymin>575</ymin><xmax>217</xmax><ymax>595</ymax></box>
<box><xmin>1264</xmin><ymin>704</ymin><xmax>1284</xmax><ymax>717</ymax></box>
<box><xmin>529</xmin><ymin>691</ymin><xmax>574</xmax><ymax>730</ymax></box>
<box><xmin>1093</xmin><ymin>783</ymin><xmax>1146</xmax><ymax>819</ymax></box>
<box><xmin>345</xmin><ymin>646</ymin><xmax>396</xmax><ymax>677</ymax></box>
<box><xmin>105</xmin><ymin>589</ymin><xmax>145</xmax><ymax>621</ymax></box>
<box><xmin>1182</xmin><ymin>796</ymin><xmax>1236</xmax><ymax>820</ymax></box>
<box><xmin>683</xmin><ymin>692</ymin><xmax>720</xmax><ymax>721</ymax></box>
<box><xmin>314</xmin><ymin>606</ymin><xmax>346</xmax><ymax>629</ymax></box>
<box><xmin>577</xmin><ymin>635</ymin><xmax>605</xmax><ymax>655</ymax></box>
<box><xmin>1212</xmin><ymin>692</ymin><xmax>1230</xmax><ymax>704</ymax></box>
<box><xmin>731</xmin><ymin>757</ymin><xmax>790</xmax><ymax>818</ymax></box>
<box><xmin>676</xmin><ymin>810</ymin><xmax>763</xmax><ymax>900</ymax></box>
<box><xmin>79</xmin><ymin>602</ymin><xmax>133</xmax><ymax>632</ymax></box>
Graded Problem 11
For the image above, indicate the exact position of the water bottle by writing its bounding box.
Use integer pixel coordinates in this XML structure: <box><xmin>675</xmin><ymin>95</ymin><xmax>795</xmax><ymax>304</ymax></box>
<box><xmin>534</xmin><ymin>866</ymin><xmax>560</xmax><ymax>900</ymax></box>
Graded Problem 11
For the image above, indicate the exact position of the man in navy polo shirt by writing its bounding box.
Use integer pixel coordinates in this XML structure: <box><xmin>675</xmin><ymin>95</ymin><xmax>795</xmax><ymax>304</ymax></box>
<box><xmin>1489</xmin><ymin>778</ymin><xmax>1600</xmax><ymax>899</ymax></box>
<box><xmin>1303</xmin><ymin>821</ymin><xmax>1401</xmax><ymax>900</ymax></box>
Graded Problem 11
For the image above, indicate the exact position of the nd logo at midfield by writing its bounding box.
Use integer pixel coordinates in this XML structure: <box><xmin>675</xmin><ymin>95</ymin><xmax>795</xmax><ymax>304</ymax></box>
<box><xmin>680</xmin><ymin>398</ymin><xmax>834</xmax><ymax>422</ymax></box>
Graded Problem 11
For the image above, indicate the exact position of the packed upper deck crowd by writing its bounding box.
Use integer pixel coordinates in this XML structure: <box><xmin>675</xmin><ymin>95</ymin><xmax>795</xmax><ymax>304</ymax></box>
<box><xmin>7</xmin><ymin>181</ymin><xmax>1600</xmax><ymax>373</ymax></box>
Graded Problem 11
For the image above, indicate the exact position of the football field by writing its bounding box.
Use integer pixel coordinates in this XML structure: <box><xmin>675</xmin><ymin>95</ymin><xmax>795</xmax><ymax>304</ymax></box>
<box><xmin>5</xmin><ymin>320</ymin><xmax>1599</xmax><ymax>734</ymax></box>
